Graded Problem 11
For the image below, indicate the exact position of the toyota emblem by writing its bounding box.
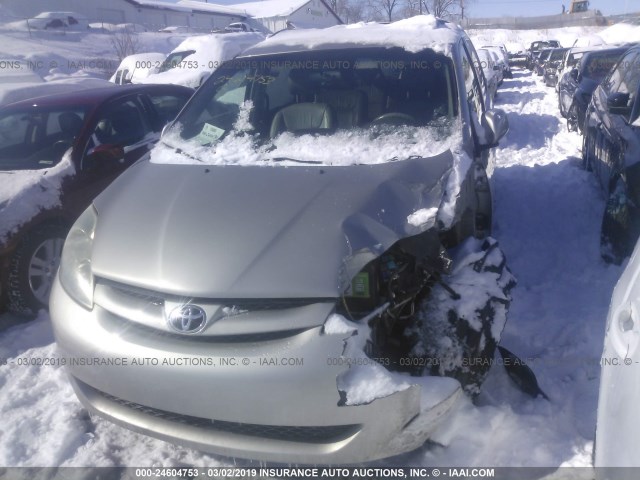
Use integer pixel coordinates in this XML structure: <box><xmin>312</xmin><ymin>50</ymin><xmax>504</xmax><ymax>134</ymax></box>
<box><xmin>167</xmin><ymin>305</ymin><xmax>208</xmax><ymax>334</ymax></box>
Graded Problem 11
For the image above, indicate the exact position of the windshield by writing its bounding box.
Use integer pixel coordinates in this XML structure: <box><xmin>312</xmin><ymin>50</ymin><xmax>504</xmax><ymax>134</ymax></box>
<box><xmin>550</xmin><ymin>49</ymin><xmax>567</xmax><ymax>62</ymax></box>
<box><xmin>160</xmin><ymin>48</ymin><xmax>460</xmax><ymax>166</ymax></box>
<box><xmin>159</xmin><ymin>50</ymin><xmax>196</xmax><ymax>73</ymax></box>
<box><xmin>0</xmin><ymin>106</ymin><xmax>86</xmax><ymax>171</ymax></box>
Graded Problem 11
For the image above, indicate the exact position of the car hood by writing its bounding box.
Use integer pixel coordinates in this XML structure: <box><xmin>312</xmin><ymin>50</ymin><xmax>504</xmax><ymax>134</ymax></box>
<box><xmin>91</xmin><ymin>152</ymin><xmax>456</xmax><ymax>298</ymax></box>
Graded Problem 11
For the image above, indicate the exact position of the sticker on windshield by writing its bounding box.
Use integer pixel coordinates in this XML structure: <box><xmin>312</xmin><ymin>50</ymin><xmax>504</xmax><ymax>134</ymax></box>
<box><xmin>195</xmin><ymin>123</ymin><xmax>225</xmax><ymax>145</ymax></box>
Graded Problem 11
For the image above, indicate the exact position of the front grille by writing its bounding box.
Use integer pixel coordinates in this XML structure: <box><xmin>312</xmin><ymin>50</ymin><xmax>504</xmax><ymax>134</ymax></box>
<box><xmin>99</xmin><ymin>390</ymin><xmax>360</xmax><ymax>444</ymax></box>
<box><xmin>94</xmin><ymin>277</ymin><xmax>334</xmax><ymax>340</ymax></box>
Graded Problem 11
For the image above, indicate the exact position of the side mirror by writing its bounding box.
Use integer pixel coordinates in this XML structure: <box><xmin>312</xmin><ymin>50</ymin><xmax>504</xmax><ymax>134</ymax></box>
<box><xmin>607</xmin><ymin>92</ymin><xmax>631</xmax><ymax>116</ymax></box>
<box><xmin>480</xmin><ymin>109</ymin><xmax>509</xmax><ymax>148</ymax></box>
<box><xmin>85</xmin><ymin>144</ymin><xmax>125</xmax><ymax>169</ymax></box>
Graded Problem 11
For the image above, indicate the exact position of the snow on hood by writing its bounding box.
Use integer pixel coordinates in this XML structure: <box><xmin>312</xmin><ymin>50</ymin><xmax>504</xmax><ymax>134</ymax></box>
<box><xmin>246</xmin><ymin>16</ymin><xmax>461</xmax><ymax>55</ymax></box>
<box><xmin>0</xmin><ymin>151</ymin><xmax>75</xmax><ymax>245</ymax></box>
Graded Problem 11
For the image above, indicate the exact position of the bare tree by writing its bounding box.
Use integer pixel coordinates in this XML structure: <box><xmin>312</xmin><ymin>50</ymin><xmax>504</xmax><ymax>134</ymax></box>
<box><xmin>368</xmin><ymin>0</ymin><xmax>402</xmax><ymax>22</ymax></box>
<box><xmin>110</xmin><ymin>28</ymin><xmax>140</xmax><ymax>61</ymax></box>
<box><xmin>337</xmin><ymin>0</ymin><xmax>367</xmax><ymax>23</ymax></box>
<box><xmin>422</xmin><ymin>0</ymin><xmax>458</xmax><ymax>18</ymax></box>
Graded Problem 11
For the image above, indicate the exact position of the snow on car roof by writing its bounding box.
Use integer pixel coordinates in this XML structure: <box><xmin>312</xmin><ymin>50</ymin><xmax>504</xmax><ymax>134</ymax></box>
<box><xmin>245</xmin><ymin>15</ymin><xmax>463</xmax><ymax>56</ymax></box>
<box><xmin>166</xmin><ymin>32</ymin><xmax>264</xmax><ymax>55</ymax></box>
<box><xmin>138</xmin><ymin>32</ymin><xmax>264</xmax><ymax>87</ymax></box>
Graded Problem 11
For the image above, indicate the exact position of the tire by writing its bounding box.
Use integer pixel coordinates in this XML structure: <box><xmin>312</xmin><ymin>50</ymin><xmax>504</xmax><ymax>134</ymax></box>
<box><xmin>601</xmin><ymin>176</ymin><xmax>639</xmax><ymax>264</ymax></box>
<box><xmin>567</xmin><ymin>103</ymin><xmax>579</xmax><ymax>132</ymax></box>
<box><xmin>582</xmin><ymin>125</ymin><xmax>595</xmax><ymax>171</ymax></box>
<box><xmin>8</xmin><ymin>225</ymin><xmax>67</xmax><ymax>316</ymax></box>
<box><xmin>413</xmin><ymin>237</ymin><xmax>516</xmax><ymax>396</ymax></box>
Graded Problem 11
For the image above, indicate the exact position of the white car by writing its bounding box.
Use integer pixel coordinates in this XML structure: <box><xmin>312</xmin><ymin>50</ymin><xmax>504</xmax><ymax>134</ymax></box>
<box><xmin>476</xmin><ymin>49</ymin><xmax>499</xmax><ymax>105</ymax></box>
<box><xmin>482</xmin><ymin>44</ymin><xmax>512</xmax><ymax>79</ymax></box>
<box><xmin>158</xmin><ymin>26</ymin><xmax>191</xmax><ymax>34</ymax></box>
<box><xmin>28</xmin><ymin>11</ymin><xmax>89</xmax><ymax>30</ymax></box>
<box><xmin>138</xmin><ymin>32</ymin><xmax>265</xmax><ymax>88</ymax></box>
<box><xmin>595</xmin><ymin>240</ymin><xmax>640</xmax><ymax>471</ymax></box>
<box><xmin>109</xmin><ymin>52</ymin><xmax>166</xmax><ymax>85</ymax></box>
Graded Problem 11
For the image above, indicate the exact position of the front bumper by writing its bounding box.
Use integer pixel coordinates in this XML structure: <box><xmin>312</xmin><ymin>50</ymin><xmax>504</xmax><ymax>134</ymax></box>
<box><xmin>50</xmin><ymin>275</ymin><xmax>461</xmax><ymax>464</ymax></box>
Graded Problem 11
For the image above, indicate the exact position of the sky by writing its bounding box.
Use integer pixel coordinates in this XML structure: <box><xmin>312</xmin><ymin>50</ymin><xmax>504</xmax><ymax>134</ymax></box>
<box><xmin>168</xmin><ymin>0</ymin><xmax>640</xmax><ymax>18</ymax></box>
<box><xmin>464</xmin><ymin>0</ymin><xmax>640</xmax><ymax>18</ymax></box>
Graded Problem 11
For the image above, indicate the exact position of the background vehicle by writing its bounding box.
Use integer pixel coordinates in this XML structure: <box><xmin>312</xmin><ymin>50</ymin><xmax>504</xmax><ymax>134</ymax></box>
<box><xmin>157</xmin><ymin>26</ymin><xmax>190</xmax><ymax>34</ymax></box>
<box><xmin>583</xmin><ymin>45</ymin><xmax>640</xmax><ymax>263</ymax></box>
<box><xmin>138</xmin><ymin>32</ymin><xmax>264</xmax><ymax>88</ymax></box>
<box><xmin>28</xmin><ymin>11</ymin><xmax>89</xmax><ymax>30</ymax></box>
<box><xmin>482</xmin><ymin>44</ymin><xmax>512</xmax><ymax>79</ymax></box>
<box><xmin>559</xmin><ymin>46</ymin><xmax>627</xmax><ymax>132</ymax></box>
<box><xmin>542</xmin><ymin>47</ymin><xmax>569</xmax><ymax>87</ymax></box>
<box><xmin>527</xmin><ymin>40</ymin><xmax>561</xmax><ymax>70</ymax></box>
<box><xmin>534</xmin><ymin>48</ymin><xmax>555</xmax><ymax>76</ymax></box>
<box><xmin>50</xmin><ymin>17</ymin><xmax>511</xmax><ymax>465</ymax></box>
<box><xmin>0</xmin><ymin>84</ymin><xmax>193</xmax><ymax>315</ymax></box>
<box><xmin>477</xmin><ymin>48</ymin><xmax>499</xmax><ymax>103</ymax></box>
<box><xmin>109</xmin><ymin>52</ymin><xmax>165</xmax><ymax>85</ymax></box>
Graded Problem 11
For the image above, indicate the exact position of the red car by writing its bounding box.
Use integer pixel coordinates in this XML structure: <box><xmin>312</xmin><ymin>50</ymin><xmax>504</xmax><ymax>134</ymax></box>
<box><xmin>0</xmin><ymin>84</ymin><xmax>193</xmax><ymax>316</ymax></box>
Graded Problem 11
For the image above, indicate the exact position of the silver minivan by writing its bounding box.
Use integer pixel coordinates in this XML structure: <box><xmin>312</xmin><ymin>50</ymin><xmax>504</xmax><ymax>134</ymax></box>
<box><xmin>50</xmin><ymin>17</ymin><xmax>511</xmax><ymax>464</ymax></box>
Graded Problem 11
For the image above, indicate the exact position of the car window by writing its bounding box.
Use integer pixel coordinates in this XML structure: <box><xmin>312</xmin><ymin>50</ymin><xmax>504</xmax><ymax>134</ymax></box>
<box><xmin>159</xmin><ymin>50</ymin><xmax>196</xmax><ymax>73</ymax></box>
<box><xmin>146</xmin><ymin>92</ymin><xmax>191</xmax><ymax>128</ymax></box>
<box><xmin>85</xmin><ymin>98</ymin><xmax>151</xmax><ymax>157</ymax></box>
<box><xmin>0</xmin><ymin>107</ymin><xmax>86</xmax><ymax>170</ymax></box>
<box><xmin>583</xmin><ymin>51</ymin><xmax>624</xmax><ymax>81</ymax></box>
<box><xmin>461</xmin><ymin>43</ymin><xmax>485</xmax><ymax>124</ymax></box>
<box><xmin>606</xmin><ymin>51</ymin><xmax>640</xmax><ymax>97</ymax></box>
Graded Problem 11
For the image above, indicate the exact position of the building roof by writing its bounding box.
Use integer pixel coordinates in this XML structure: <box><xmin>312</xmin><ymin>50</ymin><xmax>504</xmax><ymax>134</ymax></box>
<box><xmin>230</xmin><ymin>0</ymin><xmax>341</xmax><ymax>23</ymax></box>
<box><xmin>124</xmin><ymin>0</ymin><xmax>248</xmax><ymax>19</ymax></box>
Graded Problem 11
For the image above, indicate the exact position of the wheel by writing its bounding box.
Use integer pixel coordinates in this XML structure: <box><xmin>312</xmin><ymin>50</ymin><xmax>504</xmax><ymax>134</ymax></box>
<box><xmin>8</xmin><ymin>225</ymin><xmax>67</xmax><ymax>316</ymax></box>
<box><xmin>601</xmin><ymin>176</ymin><xmax>638</xmax><ymax>264</ymax></box>
<box><xmin>370</xmin><ymin>112</ymin><xmax>416</xmax><ymax>127</ymax></box>
<box><xmin>567</xmin><ymin>103</ymin><xmax>579</xmax><ymax>132</ymax></box>
<box><xmin>582</xmin><ymin>125</ymin><xmax>595</xmax><ymax>171</ymax></box>
<box><xmin>412</xmin><ymin>237</ymin><xmax>516</xmax><ymax>396</ymax></box>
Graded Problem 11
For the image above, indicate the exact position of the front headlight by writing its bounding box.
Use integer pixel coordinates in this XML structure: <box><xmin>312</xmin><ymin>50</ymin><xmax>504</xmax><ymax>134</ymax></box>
<box><xmin>59</xmin><ymin>206</ymin><xmax>97</xmax><ymax>310</ymax></box>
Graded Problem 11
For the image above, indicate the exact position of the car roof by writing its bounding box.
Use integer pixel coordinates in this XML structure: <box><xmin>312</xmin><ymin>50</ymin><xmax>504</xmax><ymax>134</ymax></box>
<box><xmin>241</xmin><ymin>16</ymin><xmax>463</xmax><ymax>57</ymax></box>
<box><xmin>0</xmin><ymin>84</ymin><xmax>193</xmax><ymax>111</ymax></box>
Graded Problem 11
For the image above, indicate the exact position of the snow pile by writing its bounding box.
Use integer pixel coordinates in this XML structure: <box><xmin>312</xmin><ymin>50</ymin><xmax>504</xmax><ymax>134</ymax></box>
<box><xmin>326</xmin><ymin>313</ymin><xmax>411</xmax><ymax>406</ymax></box>
<box><xmin>407</xmin><ymin>207</ymin><xmax>439</xmax><ymax>228</ymax></box>
<box><xmin>436</xmin><ymin>148</ymin><xmax>473</xmax><ymax>228</ymax></box>
<box><xmin>250</xmin><ymin>16</ymin><xmax>462</xmax><ymax>55</ymax></box>
<box><xmin>598</xmin><ymin>22</ymin><xmax>640</xmax><ymax>45</ymax></box>
<box><xmin>0</xmin><ymin>151</ymin><xmax>75</xmax><ymax>244</ymax></box>
<box><xmin>469</xmin><ymin>26</ymin><xmax>605</xmax><ymax>51</ymax></box>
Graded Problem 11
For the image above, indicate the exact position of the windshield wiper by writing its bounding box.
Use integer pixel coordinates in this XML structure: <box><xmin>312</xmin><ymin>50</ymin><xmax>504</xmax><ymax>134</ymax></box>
<box><xmin>267</xmin><ymin>157</ymin><xmax>323</xmax><ymax>165</ymax></box>
<box><xmin>162</xmin><ymin>141</ymin><xmax>203</xmax><ymax>163</ymax></box>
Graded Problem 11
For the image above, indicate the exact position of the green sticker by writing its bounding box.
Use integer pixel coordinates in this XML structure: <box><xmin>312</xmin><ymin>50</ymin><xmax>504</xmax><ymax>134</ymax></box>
<box><xmin>195</xmin><ymin>123</ymin><xmax>225</xmax><ymax>145</ymax></box>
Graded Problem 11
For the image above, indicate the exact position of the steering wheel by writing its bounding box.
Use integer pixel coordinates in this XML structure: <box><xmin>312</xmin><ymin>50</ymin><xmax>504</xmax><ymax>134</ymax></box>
<box><xmin>370</xmin><ymin>112</ymin><xmax>416</xmax><ymax>127</ymax></box>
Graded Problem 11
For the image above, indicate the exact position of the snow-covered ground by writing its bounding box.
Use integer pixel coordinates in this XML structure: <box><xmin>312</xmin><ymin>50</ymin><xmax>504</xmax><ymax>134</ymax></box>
<box><xmin>0</xmin><ymin>19</ymin><xmax>636</xmax><ymax>469</ymax></box>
